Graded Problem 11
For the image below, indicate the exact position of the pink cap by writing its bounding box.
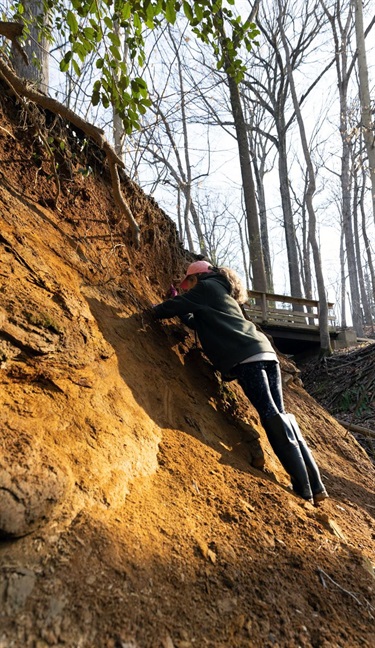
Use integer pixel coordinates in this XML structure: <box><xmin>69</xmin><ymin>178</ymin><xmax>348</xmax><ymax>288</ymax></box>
<box><xmin>179</xmin><ymin>260</ymin><xmax>213</xmax><ymax>289</ymax></box>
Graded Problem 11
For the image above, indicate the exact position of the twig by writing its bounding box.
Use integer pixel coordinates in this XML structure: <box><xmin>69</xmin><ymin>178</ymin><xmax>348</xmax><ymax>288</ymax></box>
<box><xmin>0</xmin><ymin>125</ymin><xmax>16</xmax><ymax>138</ymax></box>
<box><xmin>316</xmin><ymin>567</ymin><xmax>374</xmax><ymax>615</ymax></box>
<box><xmin>318</xmin><ymin>570</ymin><xmax>327</xmax><ymax>588</ymax></box>
<box><xmin>336</xmin><ymin>419</ymin><xmax>375</xmax><ymax>439</ymax></box>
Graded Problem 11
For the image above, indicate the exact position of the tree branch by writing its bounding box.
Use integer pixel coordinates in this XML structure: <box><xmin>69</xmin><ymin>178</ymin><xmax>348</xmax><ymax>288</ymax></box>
<box><xmin>0</xmin><ymin>21</ymin><xmax>28</xmax><ymax>64</ymax></box>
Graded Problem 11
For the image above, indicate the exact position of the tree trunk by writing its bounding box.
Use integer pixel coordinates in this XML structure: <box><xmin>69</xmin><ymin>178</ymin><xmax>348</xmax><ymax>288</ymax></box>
<box><xmin>340</xmin><ymin>225</ymin><xmax>347</xmax><ymax>328</ymax></box>
<box><xmin>172</xmin><ymin>30</ymin><xmax>208</xmax><ymax>257</ymax></box>
<box><xmin>301</xmin><ymin>177</ymin><xmax>313</xmax><ymax>300</ymax></box>
<box><xmin>186</xmin><ymin>195</ymin><xmax>207</xmax><ymax>256</ymax></box>
<box><xmin>245</xmin><ymin>104</ymin><xmax>274</xmax><ymax>291</ymax></box>
<box><xmin>322</xmin><ymin>0</ymin><xmax>364</xmax><ymax>335</ymax></box>
<box><xmin>226</xmin><ymin>73</ymin><xmax>267</xmax><ymax>291</ymax></box>
<box><xmin>359</xmin><ymin>167</ymin><xmax>375</xmax><ymax>315</ymax></box>
<box><xmin>252</xmin><ymin>147</ymin><xmax>274</xmax><ymax>292</ymax></box>
<box><xmin>353</xmin><ymin>173</ymin><xmax>372</xmax><ymax>325</ymax></box>
<box><xmin>277</xmin><ymin>130</ymin><xmax>304</xmax><ymax>299</ymax></box>
<box><xmin>11</xmin><ymin>0</ymin><xmax>49</xmax><ymax>92</ymax></box>
<box><xmin>340</xmin><ymin>108</ymin><xmax>364</xmax><ymax>335</ymax></box>
<box><xmin>112</xmin><ymin>20</ymin><xmax>125</xmax><ymax>161</ymax></box>
<box><xmin>353</xmin><ymin>0</ymin><xmax>375</xmax><ymax>226</ymax></box>
<box><xmin>277</xmin><ymin>1</ymin><xmax>331</xmax><ymax>354</ymax></box>
<box><xmin>238</xmin><ymin>219</ymin><xmax>251</xmax><ymax>291</ymax></box>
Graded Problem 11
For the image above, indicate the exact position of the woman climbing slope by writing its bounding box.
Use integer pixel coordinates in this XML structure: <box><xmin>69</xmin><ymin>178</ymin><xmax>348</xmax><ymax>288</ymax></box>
<box><xmin>152</xmin><ymin>260</ymin><xmax>328</xmax><ymax>506</ymax></box>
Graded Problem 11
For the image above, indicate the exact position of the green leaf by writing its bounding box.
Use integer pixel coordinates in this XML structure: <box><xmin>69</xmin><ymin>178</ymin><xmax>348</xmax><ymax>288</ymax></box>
<box><xmin>75</xmin><ymin>42</ymin><xmax>89</xmax><ymax>62</ymax></box>
<box><xmin>145</xmin><ymin>2</ymin><xmax>155</xmax><ymax>28</ymax></box>
<box><xmin>66</xmin><ymin>10</ymin><xmax>79</xmax><ymax>35</ymax></box>
<box><xmin>182</xmin><ymin>1</ymin><xmax>193</xmax><ymax>21</ymax></box>
<box><xmin>109</xmin><ymin>44</ymin><xmax>121</xmax><ymax>60</ymax></box>
<box><xmin>92</xmin><ymin>89</ymin><xmax>100</xmax><ymax>106</ymax></box>
<box><xmin>165</xmin><ymin>0</ymin><xmax>177</xmax><ymax>24</ymax></box>
<box><xmin>121</xmin><ymin>3</ymin><xmax>131</xmax><ymax>20</ymax></box>
<box><xmin>102</xmin><ymin>94</ymin><xmax>110</xmax><ymax>109</ymax></box>
<box><xmin>118</xmin><ymin>75</ymin><xmax>130</xmax><ymax>90</ymax></box>
<box><xmin>108</xmin><ymin>31</ymin><xmax>121</xmax><ymax>47</ymax></box>
<box><xmin>59</xmin><ymin>50</ymin><xmax>72</xmax><ymax>72</ymax></box>
<box><xmin>83</xmin><ymin>27</ymin><xmax>95</xmax><ymax>40</ymax></box>
<box><xmin>72</xmin><ymin>58</ymin><xmax>81</xmax><ymax>76</ymax></box>
<box><xmin>133</xmin><ymin>12</ymin><xmax>142</xmax><ymax>31</ymax></box>
<box><xmin>50</xmin><ymin>0</ymin><xmax>260</xmax><ymax>129</ymax></box>
<box><xmin>134</xmin><ymin>76</ymin><xmax>147</xmax><ymax>89</ymax></box>
<box><xmin>142</xmin><ymin>98</ymin><xmax>152</xmax><ymax>108</ymax></box>
<box><xmin>194</xmin><ymin>3</ymin><xmax>203</xmax><ymax>21</ymax></box>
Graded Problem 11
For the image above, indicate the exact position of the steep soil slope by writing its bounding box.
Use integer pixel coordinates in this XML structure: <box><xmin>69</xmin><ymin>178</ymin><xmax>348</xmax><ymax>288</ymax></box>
<box><xmin>0</xmin><ymin>88</ymin><xmax>374</xmax><ymax>648</ymax></box>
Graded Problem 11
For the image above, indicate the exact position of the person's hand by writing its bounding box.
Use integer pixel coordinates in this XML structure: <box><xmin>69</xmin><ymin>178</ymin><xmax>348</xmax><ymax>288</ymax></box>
<box><xmin>165</xmin><ymin>284</ymin><xmax>178</xmax><ymax>299</ymax></box>
<box><xmin>140</xmin><ymin>306</ymin><xmax>159</xmax><ymax>321</ymax></box>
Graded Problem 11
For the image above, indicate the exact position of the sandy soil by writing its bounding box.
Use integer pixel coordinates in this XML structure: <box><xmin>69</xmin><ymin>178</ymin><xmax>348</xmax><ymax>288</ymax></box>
<box><xmin>0</xmin><ymin>84</ymin><xmax>374</xmax><ymax>648</ymax></box>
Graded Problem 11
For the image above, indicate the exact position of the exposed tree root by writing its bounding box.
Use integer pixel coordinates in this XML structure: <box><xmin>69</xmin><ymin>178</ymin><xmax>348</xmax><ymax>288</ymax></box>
<box><xmin>0</xmin><ymin>56</ymin><xmax>140</xmax><ymax>247</ymax></box>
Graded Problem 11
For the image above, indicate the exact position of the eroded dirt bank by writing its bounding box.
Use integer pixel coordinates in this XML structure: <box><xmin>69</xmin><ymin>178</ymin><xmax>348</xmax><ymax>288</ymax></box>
<box><xmin>0</xmin><ymin>88</ymin><xmax>374</xmax><ymax>648</ymax></box>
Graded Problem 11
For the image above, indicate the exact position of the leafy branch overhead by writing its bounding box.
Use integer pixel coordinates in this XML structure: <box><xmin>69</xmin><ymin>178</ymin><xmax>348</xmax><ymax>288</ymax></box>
<box><xmin>13</xmin><ymin>0</ymin><xmax>259</xmax><ymax>132</ymax></box>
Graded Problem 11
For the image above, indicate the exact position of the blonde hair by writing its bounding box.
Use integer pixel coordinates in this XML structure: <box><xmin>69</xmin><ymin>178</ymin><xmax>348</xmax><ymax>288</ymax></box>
<box><xmin>216</xmin><ymin>266</ymin><xmax>248</xmax><ymax>304</ymax></box>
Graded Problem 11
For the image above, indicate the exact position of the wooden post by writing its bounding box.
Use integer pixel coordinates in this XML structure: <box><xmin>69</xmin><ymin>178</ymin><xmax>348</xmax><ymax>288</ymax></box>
<box><xmin>261</xmin><ymin>293</ymin><xmax>267</xmax><ymax>322</ymax></box>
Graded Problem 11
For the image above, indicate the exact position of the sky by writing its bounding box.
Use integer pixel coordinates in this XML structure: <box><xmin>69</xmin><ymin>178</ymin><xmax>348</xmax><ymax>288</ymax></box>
<box><xmin>18</xmin><ymin>0</ymin><xmax>375</xmax><ymax>325</ymax></box>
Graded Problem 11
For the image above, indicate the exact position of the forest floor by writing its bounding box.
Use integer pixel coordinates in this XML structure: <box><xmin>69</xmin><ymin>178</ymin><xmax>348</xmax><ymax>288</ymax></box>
<box><xmin>300</xmin><ymin>343</ymin><xmax>375</xmax><ymax>464</ymax></box>
<box><xmin>0</xmin><ymin>84</ymin><xmax>375</xmax><ymax>648</ymax></box>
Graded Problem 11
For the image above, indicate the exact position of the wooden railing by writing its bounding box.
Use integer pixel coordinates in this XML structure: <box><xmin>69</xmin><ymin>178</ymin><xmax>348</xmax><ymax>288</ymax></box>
<box><xmin>243</xmin><ymin>291</ymin><xmax>336</xmax><ymax>331</ymax></box>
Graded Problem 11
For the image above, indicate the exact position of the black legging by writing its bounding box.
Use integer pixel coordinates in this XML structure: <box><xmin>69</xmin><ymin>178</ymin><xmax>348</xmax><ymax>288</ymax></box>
<box><xmin>232</xmin><ymin>360</ymin><xmax>285</xmax><ymax>420</ymax></box>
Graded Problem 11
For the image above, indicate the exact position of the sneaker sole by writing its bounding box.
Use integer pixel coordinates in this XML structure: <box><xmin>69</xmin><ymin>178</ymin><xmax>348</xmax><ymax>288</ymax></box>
<box><xmin>314</xmin><ymin>491</ymin><xmax>329</xmax><ymax>504</ymax></box>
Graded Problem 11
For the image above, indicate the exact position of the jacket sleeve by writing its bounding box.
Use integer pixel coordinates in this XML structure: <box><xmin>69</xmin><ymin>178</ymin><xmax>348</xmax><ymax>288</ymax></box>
<box><xmin>179</xmin><ymin>313</ymin><xmax>196</xmax><ymax>329</ymax></box>
<box><xmin>152</xmin><ymin>282</ymin><xmax>207</xmax><ymax>320</ymax></box>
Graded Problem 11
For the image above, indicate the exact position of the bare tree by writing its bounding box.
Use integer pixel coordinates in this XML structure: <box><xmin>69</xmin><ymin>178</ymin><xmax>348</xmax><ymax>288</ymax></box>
<box><xmin>168</xmin><ymin>32</ymin><xmax>271</xmax><ymax>291</ymax></box>
<box><xmin>353</xmin><ymin>0</ymin><xmax>375</xmax><ymax>226</ymax></box>
<box><xmin>321</xmin><ymin>0</ymin><xmax>364</xmax><ymax>335</ymax></box>
<box><xmin>277</xmin><ymin>0</ymin><xmax>332</xmax><ymax>354</ymax></box>
<box><xmin>196</xmin><ymin>193</ymin><xmax>242</xmax><ymax>267</ymax></box>
<box><xmin>339</xmin><ymin>224</ymin><xmax>348</xmax><ymax>327</ymax></box>
<box><xmin>244</xmin><ymin>101</ymin><xmax>275</xmax><ymax>291</ymax></box>
<box><xmin>224</xmin><ymin>65</ymin><xmax>267</xmax><ymax>290</ymax></box>
<box><xmin>213</xmin><ymin>2</ymin><xmax>268</xmax><ymax>291</ymax></box>
<box><xmin>357</xmin><ymin>145</ymin><xmax>375</xmax><ymax>318</ymax></box>
<box><xmin>352</xmin><ymin>174</ymin><xmax>373</xmax><ymax>325</ymax></box>
<box><xmin>131</xmin><ymin>26</ymin><xmax>209</xmax><ymax>256</ymax></box>
<box><xmin>290</xmin><ymin>170</ymin><xmax>313</xmax><ymax>300</ymax></box>
<box><xmin>242</xmin><ymin>0</ymin><xmax>330</xmax><ymax>300</ymax></box>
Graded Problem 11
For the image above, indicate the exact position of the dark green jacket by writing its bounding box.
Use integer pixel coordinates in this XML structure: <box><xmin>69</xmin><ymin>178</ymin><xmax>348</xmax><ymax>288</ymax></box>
<box><xmin>152</xmin><ymin>273</ymin><xmax>275</xmax><ymax>375</ymax></box>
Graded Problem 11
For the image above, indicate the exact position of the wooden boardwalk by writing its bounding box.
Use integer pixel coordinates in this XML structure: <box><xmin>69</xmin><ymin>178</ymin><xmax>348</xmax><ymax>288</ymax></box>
<box><xmin>243</xmin><ymin>291</ymin><xmax>336</xmax><ymax>333</ymax></box>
